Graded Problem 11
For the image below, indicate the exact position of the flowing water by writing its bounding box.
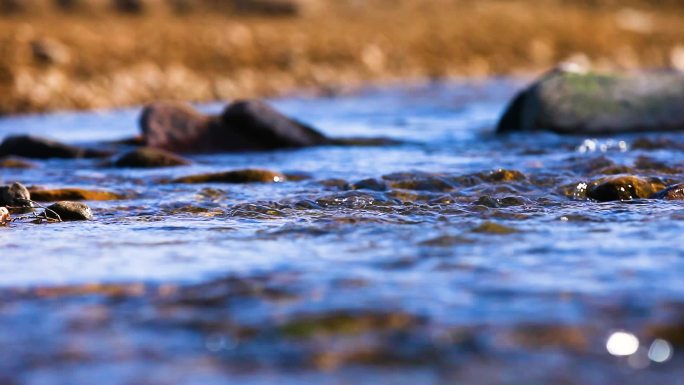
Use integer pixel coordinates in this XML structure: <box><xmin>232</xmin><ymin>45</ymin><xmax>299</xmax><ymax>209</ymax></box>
<box><xmin>1</xmin><ymin>79</ymin><xmax>684</xmax><ymax>385</ymax></box>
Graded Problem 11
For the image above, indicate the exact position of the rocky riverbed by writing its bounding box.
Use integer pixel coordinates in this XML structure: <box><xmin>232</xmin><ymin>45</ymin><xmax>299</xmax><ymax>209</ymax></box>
<box><xmin>1</xmin><ymin>79</ymin><xmax>684</xmax><ymax>384</ymax></box>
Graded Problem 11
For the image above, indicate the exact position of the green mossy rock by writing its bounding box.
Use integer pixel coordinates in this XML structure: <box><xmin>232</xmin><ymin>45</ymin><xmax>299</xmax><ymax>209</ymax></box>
<box><xmin>498</xmin><ymin>69</ymin><xmax>684</xmax><ymax>134</ymax></box>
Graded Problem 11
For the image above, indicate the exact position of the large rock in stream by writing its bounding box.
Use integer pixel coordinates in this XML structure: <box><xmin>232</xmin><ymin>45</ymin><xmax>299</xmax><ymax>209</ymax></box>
<box><xmin>140</xmin><ymin>100</ymin><xmax>330</xmax><ymax>153</ymax></box>
<box><xmin>497</xmin><ymin>68</ymin><xmax>684</xmax><ymax>134</ymax></box>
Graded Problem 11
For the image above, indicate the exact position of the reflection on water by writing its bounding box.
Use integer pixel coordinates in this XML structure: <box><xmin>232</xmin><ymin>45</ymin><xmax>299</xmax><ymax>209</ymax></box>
<box><xmin>0</xmin><ymin>79</ymin><xmax>684</xmax><ymax>384</ymax></box>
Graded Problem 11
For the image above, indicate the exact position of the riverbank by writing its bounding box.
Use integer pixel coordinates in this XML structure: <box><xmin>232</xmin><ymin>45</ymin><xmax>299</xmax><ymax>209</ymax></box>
<box><xmin>1</xmin><ymin>0</ymin><xmax>684</xmax><ymax>114</ymax></box>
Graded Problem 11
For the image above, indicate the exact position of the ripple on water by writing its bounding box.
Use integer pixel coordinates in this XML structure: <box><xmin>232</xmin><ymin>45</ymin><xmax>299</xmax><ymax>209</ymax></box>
<box><xmin>1</xmin><ymin>80</ymin><xmax>684</xmax><ymax>383</ymax></box>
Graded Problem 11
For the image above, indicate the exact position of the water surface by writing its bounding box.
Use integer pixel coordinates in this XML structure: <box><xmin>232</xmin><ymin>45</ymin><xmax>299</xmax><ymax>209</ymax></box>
<box><xmin>1</xmin><ymin>79</ymin><xmax>683</xmax><ymax>385</ymax></box>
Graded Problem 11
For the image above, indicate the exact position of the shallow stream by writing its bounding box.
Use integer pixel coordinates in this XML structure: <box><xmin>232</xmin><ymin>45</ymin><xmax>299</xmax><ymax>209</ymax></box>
<box><xmin>1</xmin><ymin>79</ymin><xmax>683</xmax><ymax>384</ymax></box>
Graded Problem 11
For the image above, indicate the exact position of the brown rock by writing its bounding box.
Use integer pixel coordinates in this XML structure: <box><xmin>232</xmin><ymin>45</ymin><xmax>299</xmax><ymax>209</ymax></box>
<box><xmin>651</xmin><ymin>183</ymin><xmax>684</xmax><ymax>200</ymax></box>
<box><xmin>29</xmin><ymin>188</ymin><xmax>123</xmax><ymax>202</ymax></box>
<box><xmin>483</xmin><ymin>169</ymin><xmax>526</xmax><ymax>183</ymax></box>
<box><xmin>172</xmin><ymin>169</ymin><xmax>285</xmax><ymax>184</ymax></box>
<box><xmin>113</xmin><ymin>147</ymin><xmax>190</xmax><ymax>168</ymax></box>
<box><xmin>586</xmin><ymin>175</ymin><xmax>665</xmax><ymax>202</ymax></box>
<box><xmin>140</xmin><ymin>100</ymin><xmax>328</xmax><ymax>153</ymax></box>
<box><xmin>46</xmin><ymin>201</ymin><xmax>93</xmax><ymax>221</ymax></box>
<box><xmin>0</xmin><ymin>135</ymin><xmax>111</xmax><ymax>159</ymax></box>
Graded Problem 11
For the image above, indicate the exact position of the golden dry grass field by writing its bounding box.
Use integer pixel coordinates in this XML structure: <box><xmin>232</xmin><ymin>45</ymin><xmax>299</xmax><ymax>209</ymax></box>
<box><xmin>0</xmin><ymin>0</ymin><xmax>683</xmax><ymax>114</ymax></box>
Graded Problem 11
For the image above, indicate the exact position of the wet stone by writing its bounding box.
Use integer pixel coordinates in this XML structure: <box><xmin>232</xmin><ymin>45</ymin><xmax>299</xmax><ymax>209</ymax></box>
<box><xmin>0</xmin><ymin>135</ymin><xmax>111</xmax><ymax>159</ymax></box>
<box><xmin>651</xmin><ymin>184</ymin><xmax>684</xmax><ymax>200</ymax></box>
<box><xmin>113</xmin><ymin>147</ymin><xmax>191</xmax><ymax>168</ymax></box>
<box><xmin>0</xmin><ymin>182</ymin><xmax>31</xmax><ymax>207</ymax></box>
<box><xmin>486</xmin><ymin>169</ymin><xmax>525</xmax><ymax>183</ymax></box>
<box><xmin>383</xmin><ymin>173</ymin><xmax>454</xmax><ymax>192</ymax></box>
<box><xmin>474</xmin><ymin>195</ymin><xmax>499</xmax><ymax>208</ymax></box>
<box><xmin>472</xmin><ymin>221</ymin><xmax>519</xmax><ymax>235</ymax></box>
<box><xmin>29</xmin><ymin>188</ymin><xmax>124</xmax><ymax>202</ymax></box>
<box><xmin>173</xmin><ymin>169</ymin><xmax>285</xmax><ymax>184</ymax></box>
<box><xmin>468</xmin><ymin>169</ymin><xmax>526</xmax><ymax>183</ymax></box>
<box><xmin>351</xmin><ymin>178</ymin><xmax>388</xmax><ymax>191</ymax></box>
<box><xmin>0</xmin><ymin>207</ymin><xmax>9</xmax><ymax>225</ymax></box>
<box><xmin>46</xmin><ymin>201</ymin><xmax>93</xmax><ymax>221</ymax></box>
<box><xmin>318</xmin><ymin>178</ymin><xmax>351</xmax><ymax>190</ymax></box>
<box><xmin>586</xmin><ymin>175</ymin><xmax>666</xmax><ymax>202</ymax></box>
<box><xmin>498</xmin><ymin>196</ymin><xmax>528</xmax><ymax>207</ymax></box>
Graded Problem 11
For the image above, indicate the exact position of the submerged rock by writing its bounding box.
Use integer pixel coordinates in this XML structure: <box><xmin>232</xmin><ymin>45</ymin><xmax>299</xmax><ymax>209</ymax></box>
<box><xmin>497</xmin><ymin>68</ymin><xmax>684</xmax><ymax>134</ymax></box>
<box><xmin>46</xmin><ymin>201</ymin><xmax>93</xmax><ymax>221</ymax></box>
<box><xmin>113</xmin><ymin>147</ymin><xmax>190</xmax><ymax>168</ymax></box>
<box><xmin>651</xmin><ymin>184</ymin><xmax>684</xmax><ymax>200</ymax></box>
<box><xmin>29</xmin><ymin>188</ymin><xmax>123</xmax><ymax>202</ymax></box>
<box><xmin>351</xmin><ymin>178</ymin><xmax>388</xmax><ymax>191</ymax></box>
<box><xmin>172</xmin><ymin>169</ymin><xmax>285</xmax><ymax>184</ymax></box>
<box><xmin>472</xmin><ymin>221</ymin><xmax>519</xmax><ymax>235</ymax></box>
<box><xmin>0</xmin><ymin>157</ymin><xmax>36</xmax><ymax>169</ymax></box>
<box><xmin>480</xmin><ymin>169</ymin><xmax>526</xmax><ymax>183</ymax></box>
<box><xmin>140</xmin><ymin>100</ymin><xmax>329</xmax><ymax>153</ymax></box>
<box><xmin>0</xmin><ymin>135</ymin><xmax>111</xmax><ymax>159</ymax></box>
<box><xmin>0</xmin><ymin>182</ymin><xmax>31</xmax><ymax>207</ymax></box>
<box><xmin>586</xmin><ymin>175</ymin><xmax>665</xmax><ymax>201</ymax></box>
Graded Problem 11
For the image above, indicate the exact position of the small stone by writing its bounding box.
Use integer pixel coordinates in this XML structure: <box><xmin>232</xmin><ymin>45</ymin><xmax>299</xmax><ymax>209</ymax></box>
<box><xmin>0</xmin><ymin>207</ymin><xmax>9</xmax><ymax>225</ymax></box>
<box><xmin>0</xmin><ymin>182</ymin><xmax>31</xmax><ymax>207</ymax></box>
<box><xmin>29</xmin><ymin>188</ymin><xmax>123</xmax><ymax>202</ymax></box>
<box><xmin>172</xmin><ymin>169</ymin><xmax>285</xmax><ymax>184</ymax></box>
<box><xmin>46</xmin><ymin>201</ymin><xmax>93</xmax><ymax>221</ymax></box>
<box><xmin>651</xmin><ymin>183</ymin><xmax>684</xmax><ymax>200</ymax></box>
<box><xmin>113</xmin><ymin>147</ymin><xmax>190</xmax><ymax>168</ymax></box>
<box><xmin>586</xmin><ymin>175</ymin><xmax>665</xmax><ymax>202</ymax></box>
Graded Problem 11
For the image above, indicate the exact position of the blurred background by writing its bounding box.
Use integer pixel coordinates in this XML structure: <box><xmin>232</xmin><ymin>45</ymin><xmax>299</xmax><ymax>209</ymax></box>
<box><xmin>1</xmin><ymin>0</ymin><xmax>683</xmax><ymax>114</ymax></box>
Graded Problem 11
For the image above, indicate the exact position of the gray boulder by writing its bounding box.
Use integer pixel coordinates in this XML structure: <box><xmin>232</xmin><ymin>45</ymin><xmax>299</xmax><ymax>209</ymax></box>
<box><xmin>497</xmin><ymin>69</ymin><xmax>684</xmax><ymax>135</ymax></box>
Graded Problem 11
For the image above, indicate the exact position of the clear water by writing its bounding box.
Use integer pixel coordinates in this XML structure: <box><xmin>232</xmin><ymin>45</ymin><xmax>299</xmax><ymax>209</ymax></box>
<box><xmin>1</xmin><ymin>79</ymin><xmax>683</xmax><ymax>385</ymax></box>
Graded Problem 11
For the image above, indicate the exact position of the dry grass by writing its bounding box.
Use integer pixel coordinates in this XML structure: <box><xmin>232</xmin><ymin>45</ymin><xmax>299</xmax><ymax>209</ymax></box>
<box><xmin>1</xmin><ymin>0</ymin><xmax>684</xmax><ymax>114</ymax></box>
